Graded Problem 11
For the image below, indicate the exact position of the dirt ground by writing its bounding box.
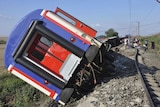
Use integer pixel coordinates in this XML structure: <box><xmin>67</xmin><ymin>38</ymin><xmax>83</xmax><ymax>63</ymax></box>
<box><xmin>0</xmin><ymin>44</ymin><xmax>5</xmax><ymax>66</ymax></box>
<box><xmin>0</xmin><ymin>37</ymin><xmax>8</xmax><ymax>75</ymax></box>
<box><xmin>0</xmin><ymin>44</ymin><xmax>7</xmax><ymax>76</ymax></box>
<box><xmin>0</xmin><ymin>37</ymin><xmax>7</xmax><ymax>65</ymax></box>
<box><xmin>58</xmin><ymin>46</ymin><xmax>160</xmax><ymax>107</ymax></box>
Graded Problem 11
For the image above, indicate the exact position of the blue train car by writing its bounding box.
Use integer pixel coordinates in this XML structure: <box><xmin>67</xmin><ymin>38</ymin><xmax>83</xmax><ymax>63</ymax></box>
<box><xmin>4</xmin><ymin>7</ymin><xmax>112</xmax><ymax>105</ymax></box>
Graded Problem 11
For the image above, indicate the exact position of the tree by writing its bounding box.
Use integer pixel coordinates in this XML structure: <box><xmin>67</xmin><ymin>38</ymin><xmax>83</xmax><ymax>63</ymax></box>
<box><xmin>105</xmin><ymin>28</ymin><xmax>118</xmax><ymax>38</ymax></box>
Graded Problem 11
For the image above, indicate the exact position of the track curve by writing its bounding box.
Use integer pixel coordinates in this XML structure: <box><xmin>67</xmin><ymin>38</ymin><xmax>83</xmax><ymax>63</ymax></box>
<box><xmin>135</xmin><ymin>49</ymin><xmax>160</xmax><ymax>107</ymax></box>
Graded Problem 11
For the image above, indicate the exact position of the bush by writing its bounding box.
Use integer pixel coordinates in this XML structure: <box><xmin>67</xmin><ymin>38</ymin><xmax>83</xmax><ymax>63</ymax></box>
<box><xmin>0</xmin><ymin>40</ymin><xmax>6</xmax><ymax>44</ymax></box>
<box><xmin>140</xmin><ymin>34</ymin><xmax>160</xmax><ymax>54</ymax></box>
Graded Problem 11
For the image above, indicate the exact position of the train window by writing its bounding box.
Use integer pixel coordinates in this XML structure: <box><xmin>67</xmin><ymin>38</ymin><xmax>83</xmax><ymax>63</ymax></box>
<box><xmin>32</xmin><ymin>50</ymin><xmax>44</xmax><ymax>61</ymax></box>
<box><xmin>40</xmin><ymin>37</ymin><xmax>53</xmax><ymax>47</ymax></box>
<box><xmin>57</xmin><ymin>12</ymin><xmax>76</xmax><ymax>25</ymax></box>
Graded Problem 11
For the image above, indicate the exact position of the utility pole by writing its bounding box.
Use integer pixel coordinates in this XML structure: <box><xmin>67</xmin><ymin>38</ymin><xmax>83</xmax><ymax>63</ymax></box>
<box><xmin>137</xmin><ymin>21</ymin><xmax>140</xmax><ymax>36</ymax></box>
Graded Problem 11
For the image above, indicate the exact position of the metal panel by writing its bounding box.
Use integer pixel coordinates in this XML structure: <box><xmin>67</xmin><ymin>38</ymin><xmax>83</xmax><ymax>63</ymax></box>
<box><xmin>60</xmin><ymin>54</ymin><xmax>81</xmax><ymax>81</ymax></box>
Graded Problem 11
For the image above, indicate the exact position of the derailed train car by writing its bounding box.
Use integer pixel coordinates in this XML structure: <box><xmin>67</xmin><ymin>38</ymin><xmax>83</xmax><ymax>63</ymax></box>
<box><xmin>4</xmin><ymin>7</ymin><xmax>114</xmax><ymax>105</ymax></box>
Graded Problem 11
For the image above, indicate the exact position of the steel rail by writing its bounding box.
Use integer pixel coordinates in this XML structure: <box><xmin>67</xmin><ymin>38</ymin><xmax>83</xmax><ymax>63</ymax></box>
<box><xmin>135</xmin><ymin>49</ymin><xmax>155</xmax><ymax>107</ymax></box>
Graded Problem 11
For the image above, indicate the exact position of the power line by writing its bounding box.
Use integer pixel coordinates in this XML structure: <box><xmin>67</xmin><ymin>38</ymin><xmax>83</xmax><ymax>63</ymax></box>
<box><xmin>97</xmin><ymin>21</ymin><xmax>160</xmax><ymax>32</ymax></box>
<box><xmin>143</xmin><ymin>3</ymin><xmax>157</xmax><ymax>23</ymax></box>
<box><xmin>141</xmin><ymin>22</ymin><xmax>160</xmax><ymax>26</ymax></box>
<box><xmin>129</xmin><ymin>0</ymin><xmax>132</xmax><ymax>34</ymax></box>
<box><xmin>137</xmin><ymin>22</ymin><xmax>140</xmax><ymax>36</ymax></box>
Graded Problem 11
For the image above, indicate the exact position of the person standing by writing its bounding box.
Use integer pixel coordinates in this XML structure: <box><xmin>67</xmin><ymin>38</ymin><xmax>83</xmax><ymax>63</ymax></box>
<box><xmin>145</xmin><ymin>39</ymin><xmax>148</xmax><ymax>47</ymax></box>
<box><xmin>124</xmin><ymin>37</ymin><xmax>128</xmax><ymax>49</ymax></box>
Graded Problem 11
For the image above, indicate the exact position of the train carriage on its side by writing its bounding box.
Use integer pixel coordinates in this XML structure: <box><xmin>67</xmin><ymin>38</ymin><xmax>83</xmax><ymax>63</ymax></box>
<box><xmin>4</xmin><ymin>7</ymin><xmax>114</xmax><ymax>105</ymax></box>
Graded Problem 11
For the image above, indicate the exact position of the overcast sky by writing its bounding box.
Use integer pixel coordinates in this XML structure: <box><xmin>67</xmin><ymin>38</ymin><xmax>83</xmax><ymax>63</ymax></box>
<box><xmin>0</xmin><ymin>0</ymin><xmax>160</xmax><ymax>37</ymax></box>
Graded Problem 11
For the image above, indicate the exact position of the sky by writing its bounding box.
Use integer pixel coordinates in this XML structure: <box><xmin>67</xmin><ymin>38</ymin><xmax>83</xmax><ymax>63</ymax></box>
<box><xmin>0</xmin><ymin>0</ymin><xmax>160</xmax><ymax>37</ymax></box>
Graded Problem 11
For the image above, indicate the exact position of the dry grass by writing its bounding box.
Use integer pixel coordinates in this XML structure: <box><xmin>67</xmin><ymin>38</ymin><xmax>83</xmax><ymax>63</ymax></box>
<box><xmin>0</xmin><ymin>37</ymin><xmax>7</xmax><ymax>60</ymax></box>
<box><xmin>0</xmin><ymin>37</ymin><xmax>7</xmax><ymax>74</ymax></box>
<box><xmin>0</xmin><ymin>36</ymin><xmax>8</xmax><ymax>41</ymax></box>
<box><xmin>0</xmin><ymin>44</ymin><xmax>5</xmax><ymax>66</ymax></box>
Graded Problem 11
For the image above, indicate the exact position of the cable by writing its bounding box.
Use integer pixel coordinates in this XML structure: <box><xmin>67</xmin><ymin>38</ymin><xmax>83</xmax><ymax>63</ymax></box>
<box><xmin>88</xmin><ymin>63</ymin><xmax>96</xmax><ymax>84</ymax></box>
<box><xmin>143</xmin><ymin>3</ymin><xmax>157</xmax><ymax>23</ymax></box>
<box><xmin>98</xmin><ymin>21</ymin><xmax>160</xmax><ymax>32</ymax></box>
<box><xmin>140</xmin><ymin>22</ymin><xmax>160</xmax><ymax>26</ymax></box>
<box><xmin>129</xmin><ymin>0</ymin><xmax>132</xmax><ymax>34</ymax></box>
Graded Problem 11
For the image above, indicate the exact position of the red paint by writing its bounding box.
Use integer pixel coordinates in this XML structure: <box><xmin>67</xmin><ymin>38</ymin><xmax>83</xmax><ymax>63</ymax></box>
<box><xmin>50</xmin><ymin>91</ymin><xmax>56</xmax><ymax>98</ymax></box>
<box><xmin>44</xmin><ymin>80</ymin><xmax>49</xmax><ymax>85</ymax></box>
<box><xmin>26</xmin><ymin>33</ymin><xmax>71</xmax><ymax>78</ymax></box>
<box><xmin>70</xmin><ymin>37</ymin><xmax>76</xmax><ymax>42</ymax></box>
<box><xmin>42</xmin><ymin>10</ymin><xmax>92</xmax><ymax>45</ymax></box>
<box><xmin>54</xmin><ymin>7</ymin><xmax>97</xmax><ymax>37</ymax></box>
<box><xmin>11</xmin><ymin>66</ymin><xmax>56</xmax><ymax>99</ymax></box>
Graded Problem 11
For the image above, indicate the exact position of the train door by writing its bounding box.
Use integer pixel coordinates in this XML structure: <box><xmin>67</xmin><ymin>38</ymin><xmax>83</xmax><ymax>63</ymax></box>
<box><xmin>25</xmin><ymin>32</ymin><xmax>70</xmax><ymax>78</ymax></box>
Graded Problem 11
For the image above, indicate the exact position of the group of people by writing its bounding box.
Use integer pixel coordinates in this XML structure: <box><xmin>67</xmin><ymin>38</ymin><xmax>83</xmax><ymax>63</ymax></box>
<box><xmin>124</xmin><ymin>36</ymin><xmax>148</xmax><ymax>49</ymax></box>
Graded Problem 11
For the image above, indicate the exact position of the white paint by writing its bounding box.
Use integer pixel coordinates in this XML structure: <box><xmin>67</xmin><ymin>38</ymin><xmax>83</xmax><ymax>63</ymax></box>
<box><xmin>8</xmin><ymin>64</ymin><xmax>13</xmax><ymax>71</ymax></box>
<box><xmin>11</xmin><ymin>69</ymin><xmax>51</xmax><ymax>96</ymax></box>
<box><xmin>23</xmin><ymin>55</ymin><xmax>67</xmax><ymax>83</ymax></box>
<box><xmin>41</xmin><ymin>10</ymin><xmax>102</xmax><ymax>47</ymax></box>
<box><xmin>58</xmin><ymin>100</ymin><xmax>65</xmax><ymax>106</ymax></box>
<box><xmin>60</xmin><ymin>54</ymin><xmax>81</xmax><ymax>81</ymax></box>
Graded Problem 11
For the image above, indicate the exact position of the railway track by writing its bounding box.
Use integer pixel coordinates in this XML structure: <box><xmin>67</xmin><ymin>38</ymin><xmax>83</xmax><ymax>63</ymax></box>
<box><xmin>135</xmin><ymin>49</ymin><xmax>160</xmax><ymax>107</ymax></box>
